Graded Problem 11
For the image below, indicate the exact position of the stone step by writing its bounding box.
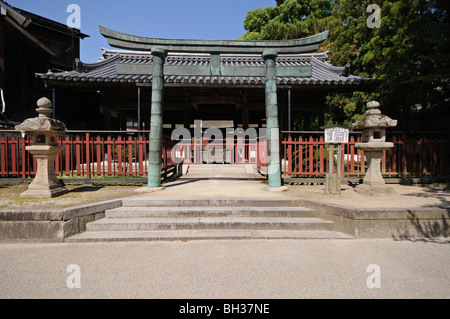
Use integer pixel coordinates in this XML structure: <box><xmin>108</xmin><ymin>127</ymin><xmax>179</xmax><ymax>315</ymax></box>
<box><xmin>121</xmin><ymin>197</ymin><xmax>305</xmax><ymax>208</ymax></box>
<box><xmin>86</xmin><ymin>217</ymin><xmax>334</xmax><ymax>232</ymax></box>
<box><xmin>65</xmin><ymin>196</ymin><xmax>354</xmax><ymax>242</ymax></box>
<box><xmin>105</xmin><ymin>206</ymin><xmax>318</xmax><ymax>218</ymax></box>
<box><xmin>188</xmin><ymin>164</ymin><xmax>253</xmax><ymax>168</ymax></box>
<box><xmin>187</xmin><ymin>165</ymin><xmax>252</xmax><ymax>174</ymax></box>
<box><xmin>66</xmin><ymin>229</ymin><xmax>354</xmax><ymax>242</ymax></box>
<box><xmin>187</xmin><ymin>170</ymin><xmax>248</xmax><ymax>174</ymax></box>
<box><xmin>188</xmin><ymin>166</ymin><xmax>247</xmax><ymax>169</ymax></box>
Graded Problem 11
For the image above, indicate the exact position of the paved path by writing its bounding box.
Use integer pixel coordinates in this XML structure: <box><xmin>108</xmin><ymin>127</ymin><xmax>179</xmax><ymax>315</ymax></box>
<box><xmin>139</xmin><ymin>171</ymin><xmax>281</xmax><ymax>198</ymax></box>
<box><xmin>1</xmin><ymin>239</ymin><xmax>448</xmax><ymax>299</ymax></box>
<box><xmin>1</xmin><ymin>168</ymin><xmax>448</xmax><ymax>300</ymax></box>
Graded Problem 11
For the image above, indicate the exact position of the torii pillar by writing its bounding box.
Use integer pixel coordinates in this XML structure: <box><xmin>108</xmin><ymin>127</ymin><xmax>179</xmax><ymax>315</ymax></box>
<box><xmin>148</xmin><ymin>47</ymin><xmax>167</xmax><ymax>188</ymax></box>
<box><xmin>263</xmin><ymin>50</ymin><xmax>282</xmax><ymax>188</ymax></box>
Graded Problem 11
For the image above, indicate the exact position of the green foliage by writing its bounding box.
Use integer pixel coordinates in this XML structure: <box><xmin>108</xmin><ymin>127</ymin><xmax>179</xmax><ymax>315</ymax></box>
<box><xmin>326</xmin><ymin>0</ymin><xmax>450</xmax><ymax>127</ymax></box>
<box><xmin>239</xmin><ymin>0</ymin><xmax>332</xmax><ymax>40</ymax></box>
<box><xmin>242</xmin><ymin>7</ymin><xmax>278</xmax><ymax>33</ymax></box>
<box><xmin>239</xmin><ymin>0</ymin><xmax>450</xmax><ymax>129</ymax></box>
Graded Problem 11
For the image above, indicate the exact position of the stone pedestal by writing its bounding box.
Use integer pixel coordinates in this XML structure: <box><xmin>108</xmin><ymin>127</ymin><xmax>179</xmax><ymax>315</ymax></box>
<box><xmin>355</xmin><ymin>151</ymin><xmax>394</xmax><ymax>196</ymax></box>
<box><xmin>20</xmin><ymin>145</ymin><xmax>67</xmax><ymax>198</ymax></box>
<box><xmin>326</xmin><ymin>174</ymin><xmax>341</xmax><ymax>194</ymax></box>
<box><xmin>325</xmin><ymin>144</ymin><xmax>343</xmax><ymax>195</ymax></box>
<box><xmin>355</xmin><ymin>151</ymin><xmax>394</xmax><ymax>195</ymax></box>
<box><xmin>355</xmin><ymin>148</ymin><xmax>395</xmax><ymax>196</ymax></box>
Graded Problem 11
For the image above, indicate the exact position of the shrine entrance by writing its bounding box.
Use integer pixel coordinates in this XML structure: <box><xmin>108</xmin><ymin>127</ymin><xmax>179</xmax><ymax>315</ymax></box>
<box><xmin>38</xmin><ymin>26</ymin><xmax>378</xmax><ymax>189</ymax></box>
<box><xmin>171</xmin><ymin>121</ymin><xmax>261</xmax><ymax>166</ymax></box>
<box><xmin>170</xmin><ymin>102</ymin><xmax>263</xmax><ymax>166</ymax></box>
<box><xmin>95</xmin><ymin>26</ymin><xmax>333</xmax><ymax>189</ymax></box>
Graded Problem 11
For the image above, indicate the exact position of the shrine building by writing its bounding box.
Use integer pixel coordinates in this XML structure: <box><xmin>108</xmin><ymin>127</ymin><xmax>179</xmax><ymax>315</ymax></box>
<box><xmin>36</xmin><ymin>26</ymin><xmax>378</xmax><ymax>189</ymax></box>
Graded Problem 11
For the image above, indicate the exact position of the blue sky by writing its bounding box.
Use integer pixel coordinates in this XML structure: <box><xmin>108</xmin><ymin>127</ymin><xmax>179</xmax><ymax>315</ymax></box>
<box><xmin>9</xmin><ymin>0</ymin><xmax>275</xmax><ymax>63</ymax></box>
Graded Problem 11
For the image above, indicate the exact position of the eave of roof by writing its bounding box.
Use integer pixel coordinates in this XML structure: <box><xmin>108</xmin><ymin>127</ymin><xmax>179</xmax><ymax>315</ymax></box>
<box><xmin>0</xmin><ymin>1</ymin><xmax>89</xmax><ymax>38</ymax></box>
<box><xmin>36</xmin><ymin>49</ymin><xmax>378</xmax><ymax>89</ymax></box>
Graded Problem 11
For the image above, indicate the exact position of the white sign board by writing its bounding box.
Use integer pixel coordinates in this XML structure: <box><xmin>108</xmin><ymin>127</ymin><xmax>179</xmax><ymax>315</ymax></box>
<box><xmin>324</xmin><ymin>127</ymin><xmax>349</xmax><ymax>143</ymax></box>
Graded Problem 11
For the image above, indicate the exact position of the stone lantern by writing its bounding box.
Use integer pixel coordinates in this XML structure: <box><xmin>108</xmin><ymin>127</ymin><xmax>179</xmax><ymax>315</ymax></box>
<box><xmin>352</xmin><ymin>101</ymin><xmax>397</xmax><ymax>195</ymax></box>
<box><xmin>15</xmin><ymin>97</ymin><xmax>68</xmax><ymax>198</ymax></box>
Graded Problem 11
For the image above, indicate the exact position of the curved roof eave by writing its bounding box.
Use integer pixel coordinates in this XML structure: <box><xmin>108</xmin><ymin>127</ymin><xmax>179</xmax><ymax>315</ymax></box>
<box><xmin>99</xmin><ymin>25</ymin><xmax>328</xmax><ymax>54</ymax></box>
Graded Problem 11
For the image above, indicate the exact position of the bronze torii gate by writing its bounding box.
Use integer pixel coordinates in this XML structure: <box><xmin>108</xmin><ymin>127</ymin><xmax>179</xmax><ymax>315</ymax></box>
<box><xmin>99</xmin><ymin>25</ymin><xmax>328</xmax><ymax>189</ymax></box>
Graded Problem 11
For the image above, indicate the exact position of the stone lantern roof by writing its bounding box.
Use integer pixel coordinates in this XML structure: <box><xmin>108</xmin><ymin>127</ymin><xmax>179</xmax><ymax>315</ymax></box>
<box><xmin>15</xmin><ymin>97</ymin><xmax>66</xmax><ymax>133</ymax></box>
<box><xmin>352</xmin><ymin>101</ymin><xmax>397</xmax><ymax>130</ymax></box>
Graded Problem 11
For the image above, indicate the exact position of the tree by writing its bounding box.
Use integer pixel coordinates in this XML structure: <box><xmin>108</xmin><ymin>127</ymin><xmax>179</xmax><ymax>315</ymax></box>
<box><xmin>323</xmin><ymin>0</ymin><xmax>383</xmax><ymax>127</ymax></box>
<box><xmin>326</xmin><ymin>0</ymin><xmax>450</xmax><ymax>130</ymax></box>
<box><xmin>239</xmin><ymin>0</ymin><xmax>450</xmax><ymax>130</ymax></box>
<box><xmin>238</xmin><ymin>0</ymin><xmax>332</xmax><ymax>40</ymax></box>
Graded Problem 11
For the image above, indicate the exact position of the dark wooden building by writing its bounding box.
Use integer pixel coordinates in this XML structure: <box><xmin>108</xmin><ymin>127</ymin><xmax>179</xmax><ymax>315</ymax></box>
<box><xmin>0</xmin><ymin>0</ymin><xmax>88</xmax><ymax>127</ymax></box>
<box><xmin>38</xmin><ymin>48</ymin><xmax>377</xmax><ymax>133</ymax></box>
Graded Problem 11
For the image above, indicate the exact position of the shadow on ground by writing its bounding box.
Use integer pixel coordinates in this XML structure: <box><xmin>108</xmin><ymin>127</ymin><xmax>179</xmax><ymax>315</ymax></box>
<box><xmin>68</xmin><ymin>186</ymin><xmax>104</xmax><ymax>193</ymax></box>
<box><xmin>393</xmin><ymin>210</ymin><xmax>449</xmax><ymax>243</ymax></box>
<box><xmin>162</xmin><ymin>176</ymin><xmax>264</xmax><ymax>189</ymax></box>
<box><xmin>401</xmin><ymin>185</ymin><xmax>450</xmax><ymax>208</ymax></box>
<box><xmin>392</xmin><ymin>185</ymin><xmax>449</xmax><ymax>242</ymax></box>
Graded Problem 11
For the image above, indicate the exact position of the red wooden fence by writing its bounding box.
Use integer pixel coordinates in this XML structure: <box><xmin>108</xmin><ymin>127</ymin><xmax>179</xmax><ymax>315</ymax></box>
<box><xmin>279</xmin><ymin>132</ymin><xmax>449</xmax><ymax>179</ymax></box>
<box><xmin>1</xmin><ymin>130</ymin><xmax>448</xmax><ymax>180</ymax></box>
<box><xmin>173</xmin><ymin>138</ymin><xmax>258</xmax><ymax>164</ymax></box>
<box><xmin>0</xmin><ymin>131</ymin><xmax>176</xmax><ymax>178</ymax></box>
<box><xmin>0</xmin><ymin>131</ymin><xmax>259</xmax><ymax>178</ymax></box>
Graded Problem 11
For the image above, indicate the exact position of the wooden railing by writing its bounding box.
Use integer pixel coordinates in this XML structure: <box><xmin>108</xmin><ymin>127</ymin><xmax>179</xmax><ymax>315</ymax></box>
<box><xmin>256</xmin><ymin>137</ymin><xmax>268</xmax><ymax>174</ymax></box>
<box><xmin>1</xmin><ymin>130</ymin><xmax>448</xmax><ymax>180</ymax></box>
<box><xmin>173</xmin><ymin>138</ymin><xmax>258</xmax><ymax>164</ymax></box>
<box><xmin>280</xmin><ymin>132</ymin><xmax>450</xmax><ymax>180</ymax></box>
<box><xmin>0</xmin><ymin>131</ymin><xmax>176</xmax><ymax>178</ymax></box>
<box><xmin>0</xmin><ymin>131</ymin><xmax>260</xmax><ymax>178</ymax></box>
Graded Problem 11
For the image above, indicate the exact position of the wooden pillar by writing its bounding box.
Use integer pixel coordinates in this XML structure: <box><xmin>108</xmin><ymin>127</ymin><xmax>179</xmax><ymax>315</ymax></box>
<box><xmin>304</xmin><ymin>113</ymin><xmax>311</xmax><ymax>131</ymax></box>
<box><xmin>319</xmin><ymin>110</ymin><xmax>325</xmax><ymax>128</ymax></box>
<box><xmin>262</xmin><ymin>50</ymin><xmax>282</xmax><ymax>188</ymax></box>
<box><xmin>242</xmin><ymin>107</ymin><xmax>249</xmax><ymax>130</ymax></box>
<box><xmin>288</xmin><ymin>89</ymin><xmax>292</xmax><ymax>137</ymax></box>
<box><xmin>119</xmin><ymin>113</ymin><xmax>126</xmax><ymax>130</ymax></box>
<box><xmin>137</xmin><ymin>86</ymin><xmax>141</xmax><ymax>131</ymax></box>
<box><xmin>0</xmin><ymin>17</ymin><xmax>5</xmax><ymax>93</ymax></box>
<box><xmin>148</xmin><ymin>48</ymin><xmax>166</xmax><ymax>188</ymax></box>
<box><xmin>184</xmin><ymin>104</ymin><xmax>191</xmax><ymax>130</ymax></box>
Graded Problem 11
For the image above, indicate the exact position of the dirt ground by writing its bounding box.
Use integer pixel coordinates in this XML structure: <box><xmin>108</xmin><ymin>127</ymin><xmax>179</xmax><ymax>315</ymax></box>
<box><xmin>286</xmin><ymin>183</ymin><xmax>450</xmax><ymax>209</ymax></box>
<box><xmin>0</xmin><ymin>176</ymin><xmax>448</xmax><ymax>210</ymax></box>
<box><xmin>0</xmin><ymin>183</ymin><xmax>141</xmax><ymax>209</ymax></box>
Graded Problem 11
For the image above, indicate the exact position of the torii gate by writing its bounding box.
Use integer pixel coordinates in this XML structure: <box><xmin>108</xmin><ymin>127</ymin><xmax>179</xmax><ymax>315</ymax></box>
<box><xmin>99</xmin><ymin>25</ymin><xmax>328</xmax><ymax>189</ymax></box>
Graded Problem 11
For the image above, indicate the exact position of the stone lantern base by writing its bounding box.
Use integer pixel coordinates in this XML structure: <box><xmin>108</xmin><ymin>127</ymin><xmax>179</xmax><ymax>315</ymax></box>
<box><xmin>354</xmin><ymin>149</ymin><xmax>395</xmax><ymax>196</ymax></box>
<box><xmin>21</xmin><ymin>186</ymin><xmax>68</xmax><ymax>198</ymax></box>
<box><xmin>20</xmin><ymin>145</ymin><xmax>67</xmax><ymax>198</ymax></box>
<box><xmin>355</xmin><ymin>183</ymin><xmax>395</xmax><ymax>196</ymax></box>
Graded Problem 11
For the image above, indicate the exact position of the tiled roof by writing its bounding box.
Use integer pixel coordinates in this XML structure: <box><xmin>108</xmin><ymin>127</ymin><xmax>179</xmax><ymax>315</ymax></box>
<box><xmin>37</xmin><ymin>49</ymin><xmax>377</xmax><ymax>87</ymax></box>
<box><xmin>0</xmin><ymin>0</ymin><xmax>88</xmax><ymax>39</ymax></box>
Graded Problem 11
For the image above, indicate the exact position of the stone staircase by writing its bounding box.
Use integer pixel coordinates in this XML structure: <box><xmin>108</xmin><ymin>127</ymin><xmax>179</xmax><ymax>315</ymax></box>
<box><xmin>186</xmin><ymin>164</ymin><xmax>256</xmax><ymax>174</ymax></box>
<box><xmin>66</xmin><ymin>198</ymin><xmax>353</xmax><ymax>242</ymax></box>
